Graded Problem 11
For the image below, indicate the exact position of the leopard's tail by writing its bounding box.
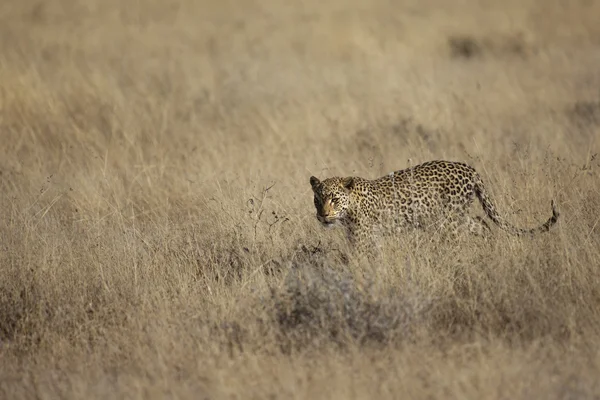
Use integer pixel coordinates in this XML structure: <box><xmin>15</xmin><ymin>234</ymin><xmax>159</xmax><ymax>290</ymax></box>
<box><xmin>474</xmin><ymin>174</ymin><xmax>559</xmax><ymax>236</ymax></box>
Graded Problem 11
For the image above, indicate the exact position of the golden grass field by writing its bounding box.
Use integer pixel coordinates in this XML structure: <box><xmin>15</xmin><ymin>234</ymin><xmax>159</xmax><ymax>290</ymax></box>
<box><xmin>1</xmin><ymin>0</ymin><xmax>600</xmax><ymax>398</ymax></box>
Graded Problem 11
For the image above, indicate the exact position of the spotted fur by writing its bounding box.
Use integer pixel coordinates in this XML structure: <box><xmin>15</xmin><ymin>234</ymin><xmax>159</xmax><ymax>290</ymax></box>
<box><xmin>310</xmin><ymin>160</ymin><xmax>559</xmax><ymax>250</ymax></box>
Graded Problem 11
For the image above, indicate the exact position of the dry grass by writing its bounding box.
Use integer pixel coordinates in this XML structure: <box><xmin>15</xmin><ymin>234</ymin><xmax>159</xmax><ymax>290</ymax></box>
<box><xmin>1</xmin><ymin>0</ymin><xmax>600</xmax><ymax>398</ymax></box>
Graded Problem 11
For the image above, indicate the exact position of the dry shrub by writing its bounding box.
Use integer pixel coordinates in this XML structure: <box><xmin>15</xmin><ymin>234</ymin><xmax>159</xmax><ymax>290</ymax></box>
<box><xmin>269</xmin><ymin>259</ymin><xmax>430</xmax><ymax>350</ymax></box>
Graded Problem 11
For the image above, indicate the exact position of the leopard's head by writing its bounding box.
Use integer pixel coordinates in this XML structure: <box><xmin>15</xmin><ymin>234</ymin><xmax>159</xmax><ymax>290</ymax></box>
<box><xmin>309</xmin><ymin>175</ymin><xmax>354</xmax><ymax>226</ymax></box>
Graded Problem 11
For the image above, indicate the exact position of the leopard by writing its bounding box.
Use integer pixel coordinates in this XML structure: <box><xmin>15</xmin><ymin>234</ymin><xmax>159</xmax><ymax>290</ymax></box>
<box><xmin>309</xmin><ymin>160</ymin><xmax>559</xmax><ymax>251</ymax></box>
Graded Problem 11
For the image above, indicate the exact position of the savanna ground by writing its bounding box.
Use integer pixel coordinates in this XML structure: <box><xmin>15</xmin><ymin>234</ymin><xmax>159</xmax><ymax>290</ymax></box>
<box><xmin>1</xmin><ymin>0</ymin><xmax>600</xmax><ymax>398</ymax></box>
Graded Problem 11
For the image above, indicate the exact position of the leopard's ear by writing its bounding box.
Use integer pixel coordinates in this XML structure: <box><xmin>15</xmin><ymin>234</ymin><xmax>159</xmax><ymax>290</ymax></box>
<box><xmin>341</xmin><ymin>177</ymin><xmax>354</xmax><ymax>190</ymax></box>
<box><xmin>310</xmin><ymin>176</ymin><xmax>321</xmax><ymax>191</ymax></box>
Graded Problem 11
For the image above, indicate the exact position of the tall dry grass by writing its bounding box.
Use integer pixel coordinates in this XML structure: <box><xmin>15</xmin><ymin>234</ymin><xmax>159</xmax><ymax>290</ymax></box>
<box><xmin>1</xmin><ymin>0</ymin><xmax>600</xmax><ymax>398</ymax></box>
